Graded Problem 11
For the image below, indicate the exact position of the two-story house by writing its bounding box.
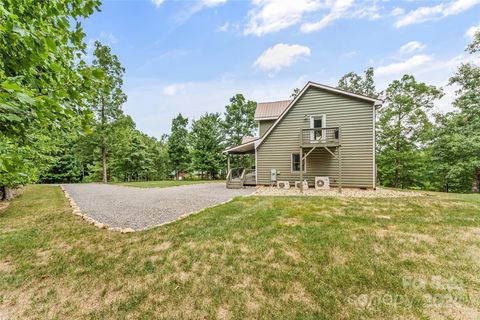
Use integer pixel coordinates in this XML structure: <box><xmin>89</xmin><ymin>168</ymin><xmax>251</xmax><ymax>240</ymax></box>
<box><xmin>224</xmin><ymin>81</ymin><xmax>382</xmax><ymax>190</ymax></box>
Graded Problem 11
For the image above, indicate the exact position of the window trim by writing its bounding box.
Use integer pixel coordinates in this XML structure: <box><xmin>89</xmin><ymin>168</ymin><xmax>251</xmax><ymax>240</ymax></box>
<box><xmin>309</xmin><ymin>114</ymin><xmax>326</xmax><ymax>141</ymax></box>
<box><xmin>291</xmin><ymin>153</ymin><xmax>306</xmax><ymax>173</ymax></box>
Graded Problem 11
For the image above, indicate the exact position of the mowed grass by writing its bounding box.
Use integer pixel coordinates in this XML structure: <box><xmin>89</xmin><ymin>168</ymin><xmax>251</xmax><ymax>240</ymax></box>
<box><xmin>1</xmin><ymin>186</ymin><xmax>480</xmax><ymax>319</ymax></box>
<box><xmin>111</xmin><ymin>180</ymin><xmax>224</xmax><ymax>188</ymax></box>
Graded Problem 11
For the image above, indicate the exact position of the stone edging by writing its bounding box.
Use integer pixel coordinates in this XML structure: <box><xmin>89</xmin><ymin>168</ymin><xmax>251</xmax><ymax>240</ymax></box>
<box><xmin>59</xmin><ymin>185</ymin><xmax>135</xmax><ymax>234</ymax></box>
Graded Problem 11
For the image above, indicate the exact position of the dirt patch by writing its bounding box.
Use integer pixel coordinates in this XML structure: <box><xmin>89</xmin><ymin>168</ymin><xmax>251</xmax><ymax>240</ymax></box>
<box><xmin>0</xmin><ymin>201</ymin><xmax>10</xmax><ymax>212</ymax></box>
<box><xmin>279</xmin><ymin>217</ymin><xmax>301</xmax><ymax>226</ymax></box>
<box><xmin>154</xmin><ymin>241</ymin><xmax>172</xmax><ymax>252</ymax></box>
<box><xmin>0</xmin><ymin>260</ymin><xmax>13</xmax><ymax>272</ymax></box>
<box><xmin>330</xmin><ymin>247</ymin><xmax>347</xmax><ymax>267</ymax></box>
<box><xmin>426</xmin><ymin>303</ymin><xmax>480</xmax><ymax>320</ymax></box>
<box><xmin>284</xmin><ymin>248</ymin><xmax>301</xmax><ymax>262</ymax></box>
<box><xmin>282</xmin><ymin>282</ymin><xmax>313</xmax><ymax>306</ymax></box>
<box><xmin>216</xmin><ymin>305</ymin><xmax>230</xmax><ymax>320</ymax></box>
<box><xmin>466</xmin><ymin>246</ymin><xmax>480</xmax><ymax>265</ymax></box>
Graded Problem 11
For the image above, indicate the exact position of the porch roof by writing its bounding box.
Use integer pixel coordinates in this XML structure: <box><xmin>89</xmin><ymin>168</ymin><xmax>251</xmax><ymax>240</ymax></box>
<box><xmin>223</xmin><ymin>138</ymin><xmax>257</xmax><ymax>154</ymax></box>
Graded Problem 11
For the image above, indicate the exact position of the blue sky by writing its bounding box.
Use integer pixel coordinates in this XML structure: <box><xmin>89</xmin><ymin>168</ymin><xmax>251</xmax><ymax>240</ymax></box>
<box><xmin>82</xmin><ymin>0</ymin><xmax>480</xmax><ymax>138</ymax></box>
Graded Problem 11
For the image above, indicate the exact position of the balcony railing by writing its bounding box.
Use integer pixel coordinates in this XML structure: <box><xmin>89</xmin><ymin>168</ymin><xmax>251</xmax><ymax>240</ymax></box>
<box><xmin>300</xmin><ymin>127</ymin><xmax>341</xmax><ymax>147</ymax></box>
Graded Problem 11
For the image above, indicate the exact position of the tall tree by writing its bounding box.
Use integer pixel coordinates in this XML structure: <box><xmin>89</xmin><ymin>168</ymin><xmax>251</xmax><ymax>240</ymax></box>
<box><xmin>338</xmin><ymin>67</ymin><xmax>378</xmax><ymax>97</ymax></box>
<box><xmin>430</xmin><ymin>30</ymin><xmax>480</xmax><ymax>192</ymax></box>
<box><xmin>189</xmin><ymin>113</ymin><xmax>225</xmax><ymax>179</ymax></box>
<box><xmin>167</xmin><ymin>114</ymin><xmax>190</xmax><ymax>180</ymax></box>
<box><xmin>89</xmin><ymin>41</ymin><xmax>127</xmax><ymax>183</ymax></box>
<box><xmin>223</xmin><ymin>94</ymin><xmax>256</xmax><ymax>147</ymax></box>
<box><xmin>0</xmin><ymin>0</ymin><xmax>101</xmax><ymax>198</ymax></box>
<box><xmin>377</xmin><ymin>75</ymin><xmax>443</xmax><ymax>189</ymax></box>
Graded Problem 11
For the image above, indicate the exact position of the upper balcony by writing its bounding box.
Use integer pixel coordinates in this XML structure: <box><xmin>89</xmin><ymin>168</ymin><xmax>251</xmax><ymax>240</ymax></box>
<box><xmin>300</xmin><ymin>127</ymin><xmax>341</xmax><ymax>148</ymax></box>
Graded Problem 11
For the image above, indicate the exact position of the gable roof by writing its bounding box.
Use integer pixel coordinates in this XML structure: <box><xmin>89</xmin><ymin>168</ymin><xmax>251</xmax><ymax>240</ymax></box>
<box><xmin>254</xmin><ymin>81</ymin><xmax>383</xmax><ymax>149</ymax></box>
<box><xmin>254</xmin><ymin>100</ymin><xmax>291</xmax><ymax>120</ymax></box>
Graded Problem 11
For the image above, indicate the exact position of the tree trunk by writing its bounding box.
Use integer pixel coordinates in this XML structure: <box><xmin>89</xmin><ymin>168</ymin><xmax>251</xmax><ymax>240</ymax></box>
<box><xmin>472</xmin><ymin>167</ymin><xmax>480</xmax><ymax>193</ymax></box>
<box><xmin>1</xmin><ymin>186</ymin><xmax>13</xmax><ymax>201</ymax></box>
<box><xmin>102</xmin><ymin>147</ymin><xmax>107</xmax><ymax>184</ymax></box>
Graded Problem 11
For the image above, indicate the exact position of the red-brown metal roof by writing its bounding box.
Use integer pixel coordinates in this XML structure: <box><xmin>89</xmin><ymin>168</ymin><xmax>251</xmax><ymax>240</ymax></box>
<box><xmin>254</xmin><ymin>99</ymin><xmax>292</xmax><ymax>120</ymax></box>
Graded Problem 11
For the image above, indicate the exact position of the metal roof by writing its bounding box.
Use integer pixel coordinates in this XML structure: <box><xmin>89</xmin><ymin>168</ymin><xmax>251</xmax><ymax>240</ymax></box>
<box><xmin>254</xmin><ymin>99</ymin><xmax>292</xmax><ymax>120</ymax></box>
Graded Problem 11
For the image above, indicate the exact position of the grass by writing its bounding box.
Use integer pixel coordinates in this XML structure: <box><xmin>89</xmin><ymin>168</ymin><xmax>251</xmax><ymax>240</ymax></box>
<box><xmin>110</xmin><ymin>179</ymin><xmax>224</xmax><ymax>188</ymax></box>
<box><xmin>1</xmin><ymin>186</ymin><xmax>479</xmax><ymax>319</ymax></box>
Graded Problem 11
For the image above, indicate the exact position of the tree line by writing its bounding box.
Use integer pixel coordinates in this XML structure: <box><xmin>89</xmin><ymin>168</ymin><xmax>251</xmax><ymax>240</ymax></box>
<box><xmin>1</xmin><ymin>1</ymin><xmax>479</xmax><ymax>200</ymax></box>
<box><xmin>337</xmin><ymin>34</ymin><xmax>479</xmax><ymax>193</ymax></box>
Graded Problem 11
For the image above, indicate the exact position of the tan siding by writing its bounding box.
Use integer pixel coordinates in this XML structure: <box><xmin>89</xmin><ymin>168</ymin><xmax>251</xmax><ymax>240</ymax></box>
<box><xmin>256</xmin><ymin>87</ymin><xmax>374</xmax><ymax>188</ymax></box>
<box><xmin>259</xmin><ymin>120</ymin><xmax>275</xmax><ymax>137</ymax></box>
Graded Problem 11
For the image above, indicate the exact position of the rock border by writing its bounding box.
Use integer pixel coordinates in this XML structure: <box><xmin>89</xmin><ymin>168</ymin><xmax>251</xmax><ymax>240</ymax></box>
<box><xmin>59</xmin><ymin>185</ymin><xmax>252</xmax><ymax>233</ymax></box>
<box><xmin>60</xmin><ymin>185</ymin><xmax>135</xmax><ymax>234</ymax></box>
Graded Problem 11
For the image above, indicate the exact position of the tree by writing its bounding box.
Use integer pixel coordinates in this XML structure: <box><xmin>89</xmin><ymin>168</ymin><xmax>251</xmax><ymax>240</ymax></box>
<box><xmin>291</xmin><ymin>88</ymin><xmax>301</xmax><ymax>98</ymax></box>
<box><xmin>430</xmin><ymin>30</ymin><xmax>480</xmax><ymax>192</ymax></box>
<box><xmin>338</xmin><ymin>67</ymin><xmax>378</xmax><ymax>97</ymax></box>
<box><xmin>89</xmin><ymin>41</ymin><xmax>127</xmax><ymax>183</ymax></box>
<box><xmin>190</xmin><ymin>113</ymin><xmax>225</xmax><ymax>179</ymax></box>
<box><xmin>167</xmin><ymin>114</ymin><xmax>190</xmax><ymax>180</ymax></box>
<box><xmin>0</xmin><ymin>0</ymin><xmax>100</xmax><ymax>198</ymax></box>
<box><xmin>223</xmin><ymin>94</ymin><xmax>256</xmax><ymax>147</ymax></box>
<box><xmin>377</xmin><ymin>75</ymin><xmax>443</xmax><ymax>189</ymax></box>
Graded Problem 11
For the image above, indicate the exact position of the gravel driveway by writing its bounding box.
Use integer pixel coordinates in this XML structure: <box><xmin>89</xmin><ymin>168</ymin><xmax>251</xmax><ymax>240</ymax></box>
<box><xmin>62</xmin><ymin>183</ymin><xmax>254</xmax><ymax>230</ymax></box>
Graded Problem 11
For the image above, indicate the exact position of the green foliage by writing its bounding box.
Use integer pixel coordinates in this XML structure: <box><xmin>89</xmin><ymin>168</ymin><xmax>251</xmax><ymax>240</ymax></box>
<box><xmin>88</xmin><ymin>41</ymin><xmax>128</xmax><ymax>183</ymax></box>
<box><xmin>429</xmin><ymin>33</ymin><xmax>480</xmax><ymax>192</ymax></box>
<box><xmin>0</xmin><ymin>0</ymin><xmax>100</xmax><ymax>191</ymax></box>
<box><xmin>167</xmin><ymin>114</ymin><xmax>190</xmax><ymax>179</ymax></box>
<box><xmin>189</xmin><ymin>113</ymin><xmax>225</xmax><ymax>178</ymax></box>
<box><xmin>223</xmin><ymin>94</ymin><xmax>256</xmax><ymax>147</ymax></box>
<box><xmin>338</xmin><ymin>67</ymin><xmax>378</xmax><ymax>97</ymax></box>
<box><xmin>377</xmin><ymin>75</ymin><xmax>443</xmax><ymax>188</ymax></box>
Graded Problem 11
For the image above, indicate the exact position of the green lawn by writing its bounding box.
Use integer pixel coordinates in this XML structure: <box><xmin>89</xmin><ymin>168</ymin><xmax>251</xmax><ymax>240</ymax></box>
<box><xmin>1</xmin><ymin>186</ymin><xmax>479</xmax><ymax>319</ymax></box>
<box><xmin>111</xmin><ymin>179</ymin><xmax>224</xmax><ymax>188</ymax></box>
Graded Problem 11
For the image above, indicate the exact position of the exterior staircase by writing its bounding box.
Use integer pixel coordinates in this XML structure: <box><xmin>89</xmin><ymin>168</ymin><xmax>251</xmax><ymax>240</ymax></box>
<box><xmin>226</xmin><ymin>168</ymin><xmax>255</xmax><ymax>189</ymax></box>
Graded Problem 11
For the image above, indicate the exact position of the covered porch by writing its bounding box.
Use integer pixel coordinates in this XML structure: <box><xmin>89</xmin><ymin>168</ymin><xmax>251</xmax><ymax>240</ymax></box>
<box><xmin>224</xmin><ymin>137</ymin><xmax>257</xmax><ymax>189</ymax></box>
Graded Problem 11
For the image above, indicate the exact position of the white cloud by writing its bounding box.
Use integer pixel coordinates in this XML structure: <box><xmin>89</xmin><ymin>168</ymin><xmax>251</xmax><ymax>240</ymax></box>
<box><xmin>244</xmin><ymin>0</ymin><xmax>321</xmax><ymax>36</ymax></box>
<box><xmin>395</xmin><ymin>0</ymin><xmax>480</xmax><ymax>28</ymax></box>
<box><xmin>301</xmin><ymin>0</ymin><xmax>354</xmax><ymax>33</ymax></box>
<box><xmin>99</xmin><ymin>31</ymin><xmax>119</xmax><ymax>44</ymax></box>
<box><xmin>254</xmin><ymin>43</ymin><xmax>311</xmax><ymax>72</ymax></box>
<box><xmin>151</xmin><ymin>0</ymin><xmax>164</xmax><ymax>7</ymax></box>
<box><xmin>201</xmin><ymin>0</ymin><xmax>227</xmax><ymax>7</ymax></box>
<box><xmin>216</xmin><ymin>22</ymin><xmax>230</xmax><ymax>32</ymax></box>
<box><xmin>399</xmin><ymin>41</ymin><xmax>426</xmax><ymax>54</ymax></box>
<box><xmin>163</xmin><ymin>83</ymin><xmax>190</xmax><ymax>96</ymax></box>
<box><xmin>466</xmin><ymin>23</ymin><xmax>480</xmax><ymax>38</ymax></box>
<box><xmin>391</xmin><ymin>7</ymin><xmax>405</xmax><ymax>16</ymax></box>
<box><xmin>376</xmin><ymin>54</ymin><xmax>432</xmax><ymax>76</ymax></box>
<box><xmin>343</xmin><ymin>51</ymin><xmax>357</xmax><ymax>58</ymax></box>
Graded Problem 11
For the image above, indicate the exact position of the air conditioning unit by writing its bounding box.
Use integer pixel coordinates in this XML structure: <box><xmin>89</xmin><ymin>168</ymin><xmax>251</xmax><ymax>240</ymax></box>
<box><xmin>315</xmin><ymin>176</ymin><xmax>330</xmax><ymax>190</ymax></box>
<box><xmin>295</xmin><ymin>180</ymin><xmax>309</xmax><ymax>189</ymax></box>
<box><xmin>277</xmin><ymin>181</ymin><xmax>290</xmax><ymax>189</ymax></box>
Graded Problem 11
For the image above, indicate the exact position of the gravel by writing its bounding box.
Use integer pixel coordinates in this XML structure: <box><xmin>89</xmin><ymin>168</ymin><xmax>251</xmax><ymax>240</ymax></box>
<box><xmin>254</xmin><ymin>186</ymin><xmax>427</xmax><ymax>198</ymax></box>
<box><xmin>62</xmin><ymin>183</ymin><xmax>254</xmax><ymax>230</ymax></box>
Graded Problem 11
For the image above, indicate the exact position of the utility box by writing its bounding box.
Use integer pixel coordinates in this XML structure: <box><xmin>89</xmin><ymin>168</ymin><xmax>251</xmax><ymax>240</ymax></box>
<box><xmin>270</xmin><ymin>169</ymin><xmax>277</xmax><ymax>182</ymax></box>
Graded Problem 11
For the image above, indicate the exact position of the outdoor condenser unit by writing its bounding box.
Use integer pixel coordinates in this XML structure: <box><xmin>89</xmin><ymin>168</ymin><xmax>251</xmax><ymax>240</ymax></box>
<box><xmin>315</xmin><ymin>176</ymin><xmax>330</xmax><ymax>190</ymax></box>
<box><xmin>277</xmin><ymin>181</ymin><xmax>290</xmax><ymax>189</ymax></box>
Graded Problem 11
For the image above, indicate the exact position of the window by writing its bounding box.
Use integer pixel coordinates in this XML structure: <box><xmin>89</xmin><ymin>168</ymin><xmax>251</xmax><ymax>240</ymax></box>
<box><xmin>310</xmin><ymin>115</ymin><xmax>326</xmax><ymax>141</ymax></box>
<box><xmin>291</xmin><ymin>153</ymin><xmax>306</xmax><ymax>172</ymax></box>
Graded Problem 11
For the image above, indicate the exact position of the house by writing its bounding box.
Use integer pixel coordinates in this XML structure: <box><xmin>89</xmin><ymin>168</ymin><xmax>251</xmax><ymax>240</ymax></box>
<box><xmin>224</xmin><ymin>81</ymin><xmax>382</xmax><ymax>191</ymax></box>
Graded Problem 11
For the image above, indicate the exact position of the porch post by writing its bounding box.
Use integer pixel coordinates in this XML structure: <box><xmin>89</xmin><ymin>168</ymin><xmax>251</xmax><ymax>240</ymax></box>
<box><xmin>299</xmin><ymin>147</ymin><xmax>303</xmax><ymax>193</ymax></box>
<box><xmin>227</xmin><ymin>153</ymin><xmax>231</xmax><ymax>173</ymax></box>
<box><xmin>338</xmin><ymin>146</ymin><xmax>342</xmax><ymax>193</ymax></box>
